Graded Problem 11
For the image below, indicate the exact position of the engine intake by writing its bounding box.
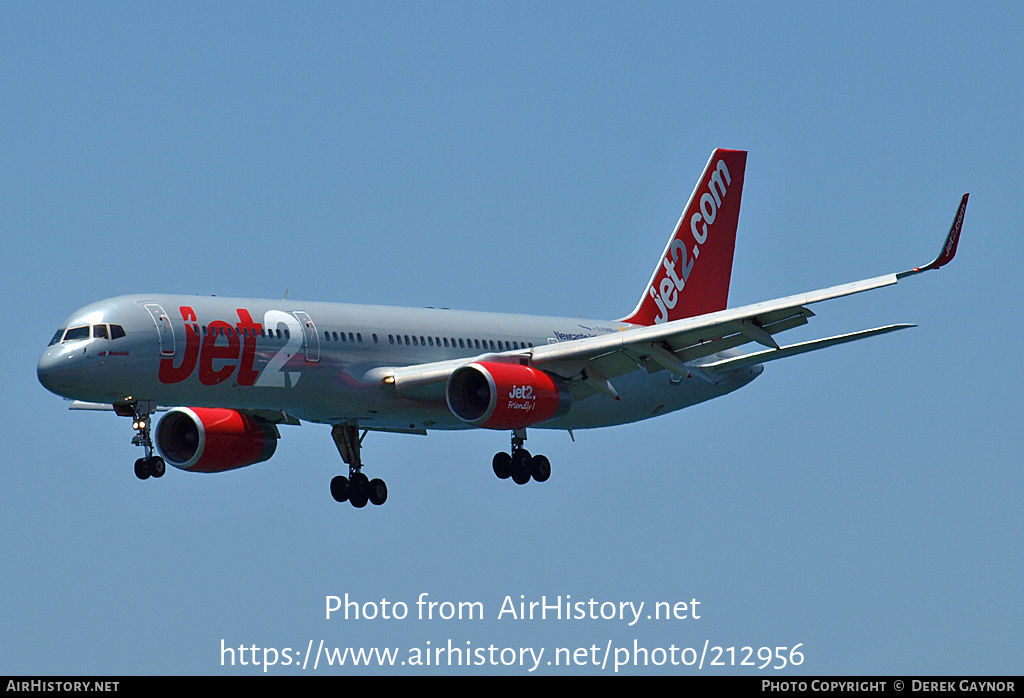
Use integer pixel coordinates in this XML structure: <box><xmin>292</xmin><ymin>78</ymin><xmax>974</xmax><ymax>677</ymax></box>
<box><xmin>155</xmin><ymin>407</ymin><xmax>279</xmax><ymax>473</ymax></box>
<box><xmin>446</xmin><ymin>362</ymin><xmax>571</xmax><ymax>430</ymax></box>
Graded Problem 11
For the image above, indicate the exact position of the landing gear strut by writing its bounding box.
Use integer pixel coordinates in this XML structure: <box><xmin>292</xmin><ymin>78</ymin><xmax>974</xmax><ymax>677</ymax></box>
<box><xmin>330</xmin><ymin>424</ymin><xmax>387</xmax><ymax>507</ymax></box>
<box><xmin>118</xmin><ymin>401</ymin><xmax>165</xmax><ymax>480</ymax></box>
<box><xmin>492</xmin><ymin>428</ymin><xmax>551</xmax><ymax>485</ymax></box>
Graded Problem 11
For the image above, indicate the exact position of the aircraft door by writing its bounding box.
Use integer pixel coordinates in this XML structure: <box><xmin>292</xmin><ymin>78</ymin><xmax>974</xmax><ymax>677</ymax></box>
<box><xmin>143</xmin><ymin>303</ymin><xmax>176</xmax><ymax>356</ymax></box>
<box><xmin>293</xmin><ymin>311</ymin><xmax>320</xmax><ymax>363</ymax></box>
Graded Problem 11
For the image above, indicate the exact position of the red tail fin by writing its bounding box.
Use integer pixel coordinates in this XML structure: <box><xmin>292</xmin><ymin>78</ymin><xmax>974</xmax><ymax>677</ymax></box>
<box><xmin>620</xmin><ymin>149</ymin><xmax>747</xmax><ymax>325</ymax></box>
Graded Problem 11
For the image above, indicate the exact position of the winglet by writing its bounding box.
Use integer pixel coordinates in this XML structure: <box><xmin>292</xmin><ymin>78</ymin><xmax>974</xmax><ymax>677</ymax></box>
<box><xmin>897</xmin><ymin>193</ymin><xmax>969</xmax><ymax>279</ymax></box>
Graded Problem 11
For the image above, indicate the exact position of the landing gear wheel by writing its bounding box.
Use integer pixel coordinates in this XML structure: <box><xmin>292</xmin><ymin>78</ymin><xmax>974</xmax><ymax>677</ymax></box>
<box><xmin>134</xmin><ymin>458</ymin><xmax>150</xmax><ymax>480</ymax></box>
<box><xmin>530</xmin><ymin>454</ymin><xmax>551</xmax><ymax>482</ymax></box>
<box><xmin>330</xmin><ymin>475</ymin><xmax>350</xmax><ymax>503</ymax></box>
<box><xmin>331</xmin><ymin>424</ymin><xmax>386</xmax><ymax>508</ymax></box>
<box><xmin>149</xmin><ymin>457</ymin><xmax>166</xmax><ymax>478</ymax></box>
<box><xmin>492</xmin><ymin>452</ymin><xmax>512</xmax><ymax>479</ymax></box>
<box><xmin>511</xmin><ymin>449</ymin><xmax>532</xmax><ymax>485</ymax></box>
<box><xmin>349</xmin><ymin>473</ymin><xmax>370</xmax><ymax>508</ymax></box>
<box><xmin>368</xmin><ymin>478</ymin><xmax>388</xmax><ymax>506</ymax></box>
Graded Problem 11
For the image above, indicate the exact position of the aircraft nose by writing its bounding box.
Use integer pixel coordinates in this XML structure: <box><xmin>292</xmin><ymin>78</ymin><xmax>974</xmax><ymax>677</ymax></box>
<box><xmin>37</xmin><ymin>345</ymin><xmax>85</xmax><ymax>397</ymax></box>
<box><xmin>37</xmin><ymin>351</ymin><xmax>59</xmax><ymax>394</ymax></box>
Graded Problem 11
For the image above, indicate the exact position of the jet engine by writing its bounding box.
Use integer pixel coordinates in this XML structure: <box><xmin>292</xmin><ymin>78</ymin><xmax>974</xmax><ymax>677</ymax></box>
<box><xmin>446</xmin><ymin>362</ymin><xmax>571</xmax><ymax>430</ymax></box>
<box><xmin>155</xmin><ymin>407</ymin><xmax>279</xmax><ymax>473</ymax></box>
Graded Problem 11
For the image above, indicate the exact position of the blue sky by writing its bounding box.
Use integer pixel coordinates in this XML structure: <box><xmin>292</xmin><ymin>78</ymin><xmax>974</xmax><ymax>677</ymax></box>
<box><xmin>2</xmin><ymin>2</ymin><xmax>1021</xmax><ymax>675</ymax></box>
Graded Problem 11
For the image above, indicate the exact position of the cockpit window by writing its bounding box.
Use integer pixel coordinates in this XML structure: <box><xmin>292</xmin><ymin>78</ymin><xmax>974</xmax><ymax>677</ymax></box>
<box><xmin>54</xmin><ymin>324</ymin><xmax>125</xmax><ymax>343</ymax></box>
<box><xmin>63</xmin><ymin>326</ymin><xmax>90</xmax><ymax>342</ymax></box>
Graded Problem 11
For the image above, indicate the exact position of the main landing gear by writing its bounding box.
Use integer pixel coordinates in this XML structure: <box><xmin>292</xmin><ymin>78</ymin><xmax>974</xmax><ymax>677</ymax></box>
<box><xmin>117</xmin><ymin>401</ymin><xmax>166</xmax><ymax>480</ymax></box>
<box><xmin>492</xmin><ymin>429</ymin><xmax>551</xmax><ymax>485</ymax></box>
<box><xmin>329</xmin><ymin>424</ymin><xmax>388</xmax><ymax>508</ymax></box>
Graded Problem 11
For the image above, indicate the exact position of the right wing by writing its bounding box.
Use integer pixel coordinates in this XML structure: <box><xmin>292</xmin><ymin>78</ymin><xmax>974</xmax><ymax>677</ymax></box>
<box><xmin>377</xmin><ymin>194</ymin><xmax>968</xmax><ymax>401</ymax></box>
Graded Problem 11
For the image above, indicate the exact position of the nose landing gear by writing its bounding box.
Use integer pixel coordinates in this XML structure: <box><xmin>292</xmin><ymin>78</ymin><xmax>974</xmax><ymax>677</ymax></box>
<box><xmin>118</xmin><ymin>401</ymin><xmax>165</xmax><ymax>480</ymax></box>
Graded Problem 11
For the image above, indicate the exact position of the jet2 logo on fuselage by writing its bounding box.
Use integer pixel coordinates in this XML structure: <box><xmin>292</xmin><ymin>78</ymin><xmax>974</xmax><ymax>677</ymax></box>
<box><xmin>158</xmin><ymin>306</ymin><xmax>302</xmax><ymax>387</ymax></box>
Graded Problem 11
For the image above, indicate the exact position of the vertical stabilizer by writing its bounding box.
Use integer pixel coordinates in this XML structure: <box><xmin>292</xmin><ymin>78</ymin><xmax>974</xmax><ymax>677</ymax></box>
<box><xmin>620</xmin><ymin>149</ymin><xmax>747</xmax><ymax>325</ymax></box>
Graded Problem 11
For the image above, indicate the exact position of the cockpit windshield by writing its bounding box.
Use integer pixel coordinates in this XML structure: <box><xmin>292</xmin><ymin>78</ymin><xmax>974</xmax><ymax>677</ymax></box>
<box><xmin>50</xmin><ymin>324</ymin><xmax>126</xmax><ymax>344</ymax></box>
<box><xmin>63</xmin><ymin>326</ymin><xmax>90</xmax><ymax>342</ymax></box>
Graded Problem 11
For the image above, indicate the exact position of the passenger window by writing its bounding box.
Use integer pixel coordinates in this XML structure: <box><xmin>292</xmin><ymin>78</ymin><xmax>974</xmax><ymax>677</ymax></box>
<box><xmin>412</xmin><ymin>336</ymin><xmax>418</xmax><ymax>346</ymax></box>
<box><xmin>474</xmin><ymin>339</ymin><xmax>481</xmax><ymax>349</ymax></box>
<box><xmin>372</xmin><ymin>334</ymin><xmax>378</xmax><ymax>343</ymax></box>
<box><xmin>458</xmin><ymin>338</ymin><xmax>464</xmax><ymax>348</ymax></box>
<box><xmin>357</xmin><ymin>333</ymin><xmax>362</xmax><ymax>342</ymax></box>
<box><xmin>389</xmin><ymin>334</ymin><xmax>394</xmax><ymax>344</ymax></box>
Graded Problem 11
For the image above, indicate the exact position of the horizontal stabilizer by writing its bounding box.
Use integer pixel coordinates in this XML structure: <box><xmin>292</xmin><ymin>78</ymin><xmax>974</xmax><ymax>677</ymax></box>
<box><xmin>699</xmin><ymin>324</ymin><xmax>915</xmax><ymax>374</ymax></box>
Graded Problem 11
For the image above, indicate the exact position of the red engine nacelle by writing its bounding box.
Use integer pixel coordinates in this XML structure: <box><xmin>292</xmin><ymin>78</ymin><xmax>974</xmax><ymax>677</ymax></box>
<box><xmin>446</xmin><ymin>362</ymin><xmax>572</xmax><ymax>430</ymax></box>
<box><xmin>155</xmin><ymin>407</ymin><xmax>279</xmax><ymax>473</ymax></box>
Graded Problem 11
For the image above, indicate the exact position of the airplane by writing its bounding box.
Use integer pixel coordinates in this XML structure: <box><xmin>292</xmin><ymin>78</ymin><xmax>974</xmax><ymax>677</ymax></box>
<box><xmin>37</xmin><ymin>149</ymin><xmax>969</xmax><ymax>508</ymax></box>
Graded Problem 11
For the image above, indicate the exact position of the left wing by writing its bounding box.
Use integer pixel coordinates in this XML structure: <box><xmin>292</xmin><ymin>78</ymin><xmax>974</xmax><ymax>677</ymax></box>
<box><xmin>376</xmin><ymin>194</ymin><xmax>968</xmax><ymax>400</ymax></box>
